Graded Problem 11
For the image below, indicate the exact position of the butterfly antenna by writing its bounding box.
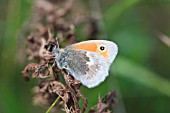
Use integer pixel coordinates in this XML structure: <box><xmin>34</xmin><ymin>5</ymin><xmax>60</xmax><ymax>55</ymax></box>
<box><xmin>47</xmin><ymin>29</ymin><xmax>60</xmax><ymax>49</ymax></box>
<box><xmin>51</xmin><ymin>60</ymin><xmax>56</xmax><ymax>68</ymax></box>
<box><xmin>55</xmin><ymin>37</ymin><xmax>60</xmax><ymax>48</ymax></box>
<box><xmin>48</xmin><ymin>29</ymin><xmax>53</xmax><ymax>40</ymax></box>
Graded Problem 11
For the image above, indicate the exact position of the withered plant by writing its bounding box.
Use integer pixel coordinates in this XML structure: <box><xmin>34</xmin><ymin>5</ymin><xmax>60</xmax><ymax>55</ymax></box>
<box><xmin>22</xmin><ymin>0</ymin><xmax>117</xmax><ymax>113</ymax></box>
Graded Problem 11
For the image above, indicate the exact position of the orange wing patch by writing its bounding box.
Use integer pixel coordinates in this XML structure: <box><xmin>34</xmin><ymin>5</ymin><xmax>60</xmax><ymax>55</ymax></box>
<box><xmin>72</xmin><ymin>42</ymin><xmax>97</xmax><ymax>52</ymax></box>
<box><xmin>98</xmin><ymin>48</ymin><xmax>108</xmax><ymax>59</ymax></box>
<box><xmin>72</xmin><ymin>42</ymin><xmax>109</xmax><ymax>59</ymax></box>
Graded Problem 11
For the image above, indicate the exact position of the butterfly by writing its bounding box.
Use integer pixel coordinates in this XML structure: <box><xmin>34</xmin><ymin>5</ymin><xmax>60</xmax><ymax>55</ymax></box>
<box><xmin>52</xmin><ymin>40</ymin><xmax>118</xmax><ymax>88</ymax></box>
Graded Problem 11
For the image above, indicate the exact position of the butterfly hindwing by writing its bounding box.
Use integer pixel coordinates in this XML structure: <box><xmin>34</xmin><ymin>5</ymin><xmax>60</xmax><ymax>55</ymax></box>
<box><xmin>62</xmin><ymin>48</ymin><xmax>111</xmax><ymax>88</ymax></box>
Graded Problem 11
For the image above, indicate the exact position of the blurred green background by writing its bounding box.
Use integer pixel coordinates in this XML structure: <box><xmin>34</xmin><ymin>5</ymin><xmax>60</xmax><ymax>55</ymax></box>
<box><xmin>1</xmin><ymin>0</ymin><xmax>170</xmax><ymax>113</ymax></box>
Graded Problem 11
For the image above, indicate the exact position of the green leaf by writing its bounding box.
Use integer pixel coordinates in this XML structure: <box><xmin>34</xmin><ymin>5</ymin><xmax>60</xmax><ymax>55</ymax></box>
<box><xmin>112</xmin><ymin>56</ymin><xmax>170</xmax><ymax>97</ymax></box>
<box><xmin>104</xmin><ymin>0</ymin><xmax>140</xmax><ymax>34</ymax></box>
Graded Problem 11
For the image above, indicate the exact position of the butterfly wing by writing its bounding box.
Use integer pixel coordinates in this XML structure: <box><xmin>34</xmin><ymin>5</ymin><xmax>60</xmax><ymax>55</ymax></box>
<box><xmin>57</xmin><ymin>40</ymin><xmax>118</xmax><ymax>88</ymax></box>
<box><xmin>61</xmin><ymin>49</ymin><xmax>110</xmax><ymax>88</ymax></box>
<box><xmin>84</xmin><ymin>51</ymin><xmax>111</xmax><ymax>88</ymax></box>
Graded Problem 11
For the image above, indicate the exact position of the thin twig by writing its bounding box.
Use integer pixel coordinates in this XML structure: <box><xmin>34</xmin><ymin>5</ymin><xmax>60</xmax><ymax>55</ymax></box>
<box><xmin>61</xmin><ymin>70</ymin><xmax>79</xmax><ymax>113</ymax></box>
<box><xmin>77</xmin><ymin>90</ymin><xmax>88</xmax><ymax>113</ymax></box>
<box><xmin>45</xmin><ymin>96</ymin><xmax>60</xmax><ymax>113</ymax></box>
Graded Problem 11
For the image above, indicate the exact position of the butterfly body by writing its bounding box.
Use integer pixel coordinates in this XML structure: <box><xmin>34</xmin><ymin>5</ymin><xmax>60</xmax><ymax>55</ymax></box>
<box><xmin>52</xmin><ymin>40</ymin><xmax>118</xmax><ymax>88</ymax></box>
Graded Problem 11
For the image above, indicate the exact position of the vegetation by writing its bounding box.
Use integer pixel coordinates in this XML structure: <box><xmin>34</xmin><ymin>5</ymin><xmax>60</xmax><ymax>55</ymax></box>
<box><xmin>0</xmin><ymin>0</ymin><xmax>170</xmax><ymax>113</ymax></box>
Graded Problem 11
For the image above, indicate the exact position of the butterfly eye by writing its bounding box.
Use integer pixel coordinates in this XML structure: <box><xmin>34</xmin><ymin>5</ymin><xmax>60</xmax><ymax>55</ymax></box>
<box><xmin>98</xmin><ymin>44</ymin><xmax>106</xmax><ymax>52</ymax></box>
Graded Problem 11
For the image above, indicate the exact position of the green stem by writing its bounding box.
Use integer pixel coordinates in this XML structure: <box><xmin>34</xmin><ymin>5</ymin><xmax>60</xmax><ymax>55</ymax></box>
<box><xmin>45</xmin><ymin>96</ymin><xmax>60</xmax><ymax>113</ymax></box>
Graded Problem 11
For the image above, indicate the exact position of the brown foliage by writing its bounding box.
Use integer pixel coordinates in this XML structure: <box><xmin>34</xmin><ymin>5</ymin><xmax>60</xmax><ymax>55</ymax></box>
<box><xmin>22</xmin><ymin>0</ymin><xmax>117</xmax><ymax>112</ymax></box>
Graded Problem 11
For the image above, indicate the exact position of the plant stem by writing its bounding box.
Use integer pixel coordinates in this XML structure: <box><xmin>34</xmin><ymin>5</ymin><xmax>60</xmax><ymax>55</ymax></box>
<box><xmin>45</xmin><ymin>96</ymin><xmax>60</xmax><ymax>113</ymax></box>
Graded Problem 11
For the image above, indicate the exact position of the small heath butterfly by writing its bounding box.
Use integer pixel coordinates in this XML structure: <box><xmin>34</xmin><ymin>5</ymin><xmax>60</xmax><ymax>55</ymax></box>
<box><xmin>52</xmin><ymin>40</ymin><xmax>118</xmax><ymax>88</ymax></box>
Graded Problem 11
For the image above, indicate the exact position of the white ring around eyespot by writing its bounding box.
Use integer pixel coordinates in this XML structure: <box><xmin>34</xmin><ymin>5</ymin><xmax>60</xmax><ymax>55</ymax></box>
<box><xmin>98</xmin><ymin>44</ymin><xmax>107</xmax><ymax>52</ymax></box>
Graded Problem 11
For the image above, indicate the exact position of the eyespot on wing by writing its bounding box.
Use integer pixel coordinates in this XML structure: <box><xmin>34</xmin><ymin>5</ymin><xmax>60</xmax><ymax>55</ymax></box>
<box><xmin>70</xmin><ymin>40</ymin><xmax>118</xmax><ymax>61</ymax></box>
<box><xmin>70</xmin><ymin>40</ymin><xmax>108</xmax><ymax>59</ymax></box>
